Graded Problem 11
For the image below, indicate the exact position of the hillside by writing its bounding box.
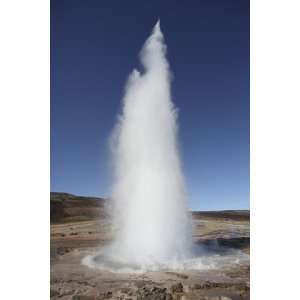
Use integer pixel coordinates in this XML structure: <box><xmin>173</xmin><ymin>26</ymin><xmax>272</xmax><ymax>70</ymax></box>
<box><xmin>50</xmin><ymin>192</ymin><xmax>107</xmax><ymax>223</ymax></box>
<box><xmin>50</xmin><ymin>192</ymin><xmax>249</xmax><ymax>223</ymax></box>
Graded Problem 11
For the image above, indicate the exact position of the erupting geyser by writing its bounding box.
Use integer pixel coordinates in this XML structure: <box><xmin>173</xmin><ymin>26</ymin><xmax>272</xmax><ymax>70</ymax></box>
<box><xmin>83</xmin><ymin>21</ymin><xmax>249</xmax><ymax>272</ymax></box>
<box><xmin>86</xmin><ymin>21</ymin><xmax>192</xmax><ymax>271</ymax></box>
<box><xmin>108</xmin><ymin>20</ymin><xmax>192</xmax><ymax>270</ymax></box>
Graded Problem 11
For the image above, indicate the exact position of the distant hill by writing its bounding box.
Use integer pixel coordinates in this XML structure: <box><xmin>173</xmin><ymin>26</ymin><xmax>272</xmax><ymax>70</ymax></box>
<box><xmin>192</xmin><ymin>210</ymin><xmax>250</xmax><ymax>221</ymax></box>
<box><xmin>50</xmin><ymin>192</ymin><xmax>107</xmax><ymax>223</ymax></box>
<box><xmin>50</xmin><ymin>192</ymin><xmax>249</xmax><ymax>223</ymax></box>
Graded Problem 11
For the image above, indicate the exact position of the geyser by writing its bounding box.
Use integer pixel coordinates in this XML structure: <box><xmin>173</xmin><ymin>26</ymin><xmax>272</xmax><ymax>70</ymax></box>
<box><xmin>108</xmin><ymin>20</ymin><xmax>192</xmax><ymax>269</ymax></box>
<box><xmin>83</xmin><ymin>21</ymin><xmax>249</xmax><ymax>273</ymax></box>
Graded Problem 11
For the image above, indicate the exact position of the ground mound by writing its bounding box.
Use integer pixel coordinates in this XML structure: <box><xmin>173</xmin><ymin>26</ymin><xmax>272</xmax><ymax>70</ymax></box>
<box><xmin>192</xmin><ymin>210</ymin><xmax>250</xmax><ymax>221</ymax></box>
<box><xmin>50</xmin><ymin>192</ymin><xmax>107</xmax><ymax>223</ymax></box>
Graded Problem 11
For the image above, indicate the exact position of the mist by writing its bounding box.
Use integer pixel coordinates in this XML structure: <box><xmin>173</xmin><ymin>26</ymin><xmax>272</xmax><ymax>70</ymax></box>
<box><xmin>106</xmin><ymin>21</ymin><xmax>192</xmax><ymax>269</ymax></box>
<box><xmin>82</xmin><ymin>21</ymin><xmax>249</xmax><ymax>273</ymax></box>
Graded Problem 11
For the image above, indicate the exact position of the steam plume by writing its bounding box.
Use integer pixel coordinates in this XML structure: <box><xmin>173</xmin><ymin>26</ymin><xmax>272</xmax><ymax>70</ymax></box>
<box><xmin>82</xmin><ymin>21</ymin><xmax>249</xmax><ymax>273</ymax></box>
<box><xmin>108</xmin><ymin>21</ymin><xmax>192</xmax><ymax>269</ymax></box>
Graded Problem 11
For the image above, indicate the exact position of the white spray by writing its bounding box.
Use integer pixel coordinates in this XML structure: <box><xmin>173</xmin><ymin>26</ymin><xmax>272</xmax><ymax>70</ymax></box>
<box><xmin>106</xmin><ymin>21</ymin><xmax>191</xmax><ymax>270</ymax></box>
<box><xmin>83</xmin><ymin>21</ymin><xmax>250</xmax><ymax>272</ymax></box>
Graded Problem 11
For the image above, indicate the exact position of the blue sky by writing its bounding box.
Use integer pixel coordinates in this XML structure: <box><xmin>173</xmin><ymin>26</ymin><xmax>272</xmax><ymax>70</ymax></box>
<box><xmin>51</xmin><ymin>0</ymin><xmax>249</xmax><ymax>210</ymax></box>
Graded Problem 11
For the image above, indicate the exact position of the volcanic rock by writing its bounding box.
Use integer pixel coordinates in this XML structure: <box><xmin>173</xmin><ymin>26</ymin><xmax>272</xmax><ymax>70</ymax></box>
<box><xmin>50</xmin><ymin>289</ymin><xmax>59</xmax><ymax>297</ymax></box>
<box><xmin>170</xmin><ymin>283</ymin><xmax>183</xmax><ymax>293</ymax></box>
<box><xmin>136</xmin><ymin>286</ymin><xmax>172</xmax><ymax>300</ymax></box>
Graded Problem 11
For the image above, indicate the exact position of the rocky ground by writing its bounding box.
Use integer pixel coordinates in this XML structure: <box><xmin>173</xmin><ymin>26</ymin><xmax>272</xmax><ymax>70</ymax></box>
<box><xmin>51</xmin><ymin>193</ymin><xmax>250</xmax><ymax>300</ymax></box>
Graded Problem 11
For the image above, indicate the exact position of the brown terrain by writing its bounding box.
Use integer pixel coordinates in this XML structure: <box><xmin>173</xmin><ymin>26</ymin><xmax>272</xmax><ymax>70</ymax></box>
<box><xmin>51</xmin><ymin>192</ymin><xmax>250</xmax><ymax>300</ymax></box>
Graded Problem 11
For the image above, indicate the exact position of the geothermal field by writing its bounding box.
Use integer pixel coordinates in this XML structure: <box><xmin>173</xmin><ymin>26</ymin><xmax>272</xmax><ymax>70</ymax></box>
<box><xmin>51</xmin><ymin>193</ymin><xmax>249</xmax><ymax>300</ymax></box>
<box><xmin>50</xmin><ymin>23</ymin><xmax>249</xmax><ymax>300</ymax></box>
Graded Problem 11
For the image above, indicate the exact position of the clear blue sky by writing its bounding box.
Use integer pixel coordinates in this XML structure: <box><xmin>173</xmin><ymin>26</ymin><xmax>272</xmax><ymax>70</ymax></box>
<box><xmin>51</xmin><ymin>0</ymin><xmax>249</xmax><ymax>211</ymax></box>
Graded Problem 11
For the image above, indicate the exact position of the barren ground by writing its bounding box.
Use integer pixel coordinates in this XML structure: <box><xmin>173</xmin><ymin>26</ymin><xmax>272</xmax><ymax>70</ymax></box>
<box><xmin>51</xmin><ymin>193</ymin><xmax>250</xmax><ymax>300</ymax></box>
